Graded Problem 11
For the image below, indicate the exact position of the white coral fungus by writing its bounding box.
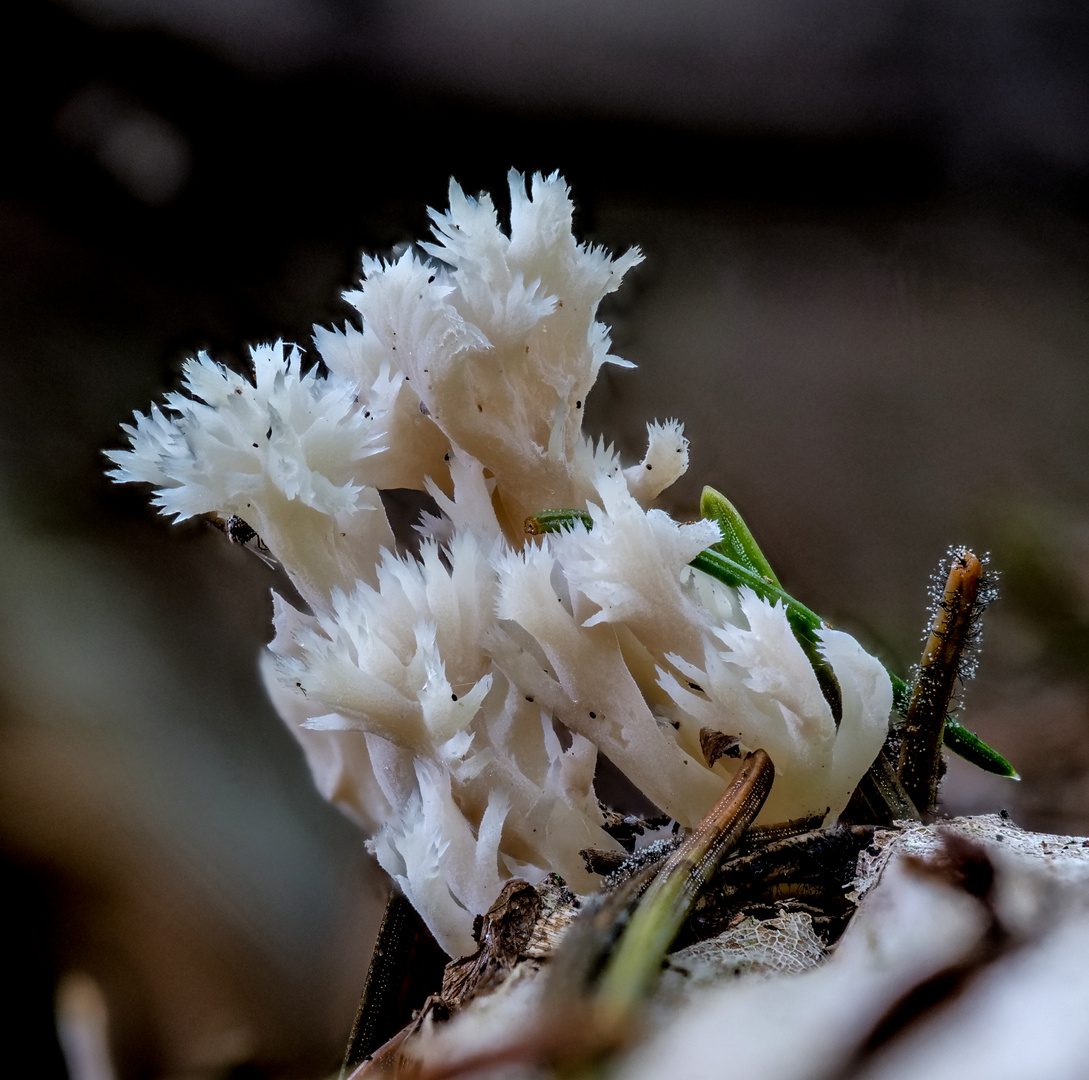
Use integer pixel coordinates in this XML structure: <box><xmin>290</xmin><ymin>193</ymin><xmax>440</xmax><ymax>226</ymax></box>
<box><xmin>108</xmin><ymin>171</ymin><xmax>892</xmax><ymax>958</ymax></box>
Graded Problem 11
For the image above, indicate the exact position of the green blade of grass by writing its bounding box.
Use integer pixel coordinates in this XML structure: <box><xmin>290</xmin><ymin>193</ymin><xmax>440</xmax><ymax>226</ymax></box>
<box><xmin>699</xmin><ymin>485</ymin><xmax>782</xmax><ymax>587</ymax></box>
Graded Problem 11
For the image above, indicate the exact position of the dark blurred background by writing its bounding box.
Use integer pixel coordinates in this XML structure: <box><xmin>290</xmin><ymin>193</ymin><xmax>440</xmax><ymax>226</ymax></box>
<box><xmin>2</xmin><ymin>1</ymin><xmax>1089</xmax><ymax>1076</ymax></box>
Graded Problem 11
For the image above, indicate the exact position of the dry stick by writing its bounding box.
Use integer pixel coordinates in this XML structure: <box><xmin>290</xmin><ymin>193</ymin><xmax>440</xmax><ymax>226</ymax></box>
<box><xmin>898</xmin><ymin>549</ymin><xmax>984</xmax><ymax>817</ymax></box>
<box><xmin>393</xmin><ymin>752</ymin><xmax>775</xmax><ymax>1080</ymax></box>
<box><xmin>844</xmin><ymin>750</ymin><xmax>920</xmax><ymax>826</ymax></box>
<box><xmin>341</xmin><ymin>893</ymin><xmax>446</xmax><ymax>1079</ymax></box>
<box><xmin>592</xmin><ymin>749</ymin><xmax>775</xmax><ymax>1029</ymax></box>
<box><xmin>340</xmin><ymin>894</ymin><xmax>416</xmax><ymax>1078</ymax></box>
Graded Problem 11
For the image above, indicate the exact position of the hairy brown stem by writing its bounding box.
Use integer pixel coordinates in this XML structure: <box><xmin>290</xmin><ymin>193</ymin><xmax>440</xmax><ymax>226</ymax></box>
<box><xmin>899</xmin><ymin>549</ymin><xmax>984</xmax><ymax>816</ymax></box>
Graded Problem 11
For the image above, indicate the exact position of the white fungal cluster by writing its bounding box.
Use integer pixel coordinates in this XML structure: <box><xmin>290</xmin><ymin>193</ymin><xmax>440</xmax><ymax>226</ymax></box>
<box><xmin>108</xmin><ymin>171</ymin><xmax>892</xmax><ymax>957</ymax></box>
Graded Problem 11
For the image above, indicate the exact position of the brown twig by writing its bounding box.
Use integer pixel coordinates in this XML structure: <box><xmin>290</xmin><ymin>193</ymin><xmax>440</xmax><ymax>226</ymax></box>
<box><xmin>898</xmin><ymin>548</ymin><xmax>986</xmax><ymax>817</ymax></box>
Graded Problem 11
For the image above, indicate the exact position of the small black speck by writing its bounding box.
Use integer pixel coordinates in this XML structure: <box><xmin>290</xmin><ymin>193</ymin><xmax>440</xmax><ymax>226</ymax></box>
<box><xmin>444</xmin><ymin>453</ymin><xmax>450</xmax><ymax>461</ymax></box>
<box><xmin>364</xmin><ymin>411</ymin><xmax>371</xmax><ymax>418</ymax></box>
<box><xmin>575</xmin><ymin>400</ymin><xmax>582</xmax><ymax>409</ymax></box>
<box><xmin>525</xmin><ymin>696</ymin><xmax>534</xmax><ymax>703</ymax></box>
<box><xmin>670</xmin><ymin>720</ymin><xmax>679</xmax><ymax>730</ymax></box>
<box><xmin>252</xmin><ymin>442</ymin><xmax>258</xmax><ymax>448</ymax></box>
<box><xmin>451</xmin><ymin>694</ymin><xmax>458</xmax><ymax>701</ymax></box>
<box><xmin>1000</xmin><ymin>808</ymin><xmax>1011</xmax><ymax>820</ymax></box>
<box><xmin>688</xmin><ymin>681</ymin><xmax>703</xmax><ymax>692</ymax></box>
<box><xmin>589</xmin><ymin>711</ymin><xmax>597</xmax><ymax>719</ymax></box>
<box><xmin>646</xmin><ymin>463</ymin><xmax>653</xmax><ymax>470</ymax></box>
<box><xmin>266</xmin><ymin>427</ymin><xmax>272</xmax><ymax>439</ymax></box>
<box><xmin>428</xmin><ymin>275</ymin><xmax>435</xmax><ymax>283</ymax></box>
